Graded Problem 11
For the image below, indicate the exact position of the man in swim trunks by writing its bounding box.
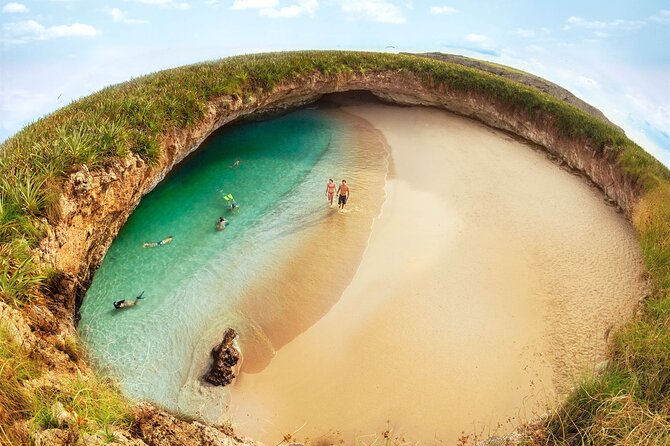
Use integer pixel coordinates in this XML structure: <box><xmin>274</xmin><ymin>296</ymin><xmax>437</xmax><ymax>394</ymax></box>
<box><xmin>337</xmin><ymin>179</ymin><xmax>350</xmax><ymax>209</ymax></box>
<box><xmin>325</xmin><ymin>179</ymin><xmax>336</xmax><ymax>206</ymax></box>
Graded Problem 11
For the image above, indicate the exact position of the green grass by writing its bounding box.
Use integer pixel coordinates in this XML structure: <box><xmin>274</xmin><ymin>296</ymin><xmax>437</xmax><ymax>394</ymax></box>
<box><xmin>1</xmin><ymin>322</ymin><xmax>132</xmax><ymax>444</ymax></box>
<box><xmin>0</xmin><ymin>323</ymin><xmax>40</xmax><ymax>446</ymax></box>
<box><xmin>2</xmin><ymin>50</ymin><xmax>670</xmax><ymax>444</ymax></box>
<box><xmin>0</xmin><ymin>240</ymin><xmax>46</xmax><ymax>306</ymax></box>
<box><xmin>30</xmin><ymin>373</ymin><xmax>133</xmax><ymax>441</ymax></box>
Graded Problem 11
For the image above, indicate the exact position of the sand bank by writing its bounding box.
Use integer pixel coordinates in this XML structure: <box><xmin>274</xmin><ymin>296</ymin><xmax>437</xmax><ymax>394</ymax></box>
<box><xmin>229</xmin><ymin>104</ymin><xmax>646</xmax><ymax>444</ymax></box>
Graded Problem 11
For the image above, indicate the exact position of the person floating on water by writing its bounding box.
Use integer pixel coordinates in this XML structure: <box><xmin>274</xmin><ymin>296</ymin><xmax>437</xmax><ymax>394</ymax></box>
<box><xmin>337</xmin><ymin>179</ymin><xmax>350</xmax><ymax>210</ymax></box>
<box><xmin>325</xmin><ymin>178</ymin><xmax>336</xmax><ymax>206</ymax></box>
<box><xmin>223</xmin><ymin>193</ymin><xmax>239</xmax><ymax>211</ymax></box>
<box><xmin>113</xmin><ymin>291</ymin><xmax>145</xmax><ymax>309</ymax></box>
<box><xmin>216</xmin><ymin>216</ymin><xmax>228</xmax><ymax>231</ymax></box>
<box><xmin>143</xmin><ymin>235</ymin><xmax>173</xmax><ymax>248</ymax></box>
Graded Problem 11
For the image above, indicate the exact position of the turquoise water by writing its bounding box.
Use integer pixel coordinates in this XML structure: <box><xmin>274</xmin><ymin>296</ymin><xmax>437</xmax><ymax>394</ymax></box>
<box><xmin>79</xmin><ymin>109</ymin><xmax>353</xmax><ymax>418</ymax></box>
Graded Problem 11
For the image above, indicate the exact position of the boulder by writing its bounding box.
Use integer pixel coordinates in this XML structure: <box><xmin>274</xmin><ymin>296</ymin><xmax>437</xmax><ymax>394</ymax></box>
<box><xmin>202</xmin><ymin>328</ymin><xmax>240</xmax><ymax>387</ymax></box>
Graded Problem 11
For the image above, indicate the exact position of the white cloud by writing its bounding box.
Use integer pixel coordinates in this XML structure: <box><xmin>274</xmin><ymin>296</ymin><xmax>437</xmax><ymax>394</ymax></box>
<box><xmin>259</xmin><ymin>0</ymin><xmax>317</xmax><ymax>18</ymax></box>
<box><xmin>106</xmin><ymin>7</ymin><xmax>148</xmax><ymax>24</ymax></box>
<box><xmin>459</xmin><ymin>32</ymin><xmax>499</xmax><ymax>55</ymax></box>
<box><xmin>3</xmin><ymin>20</ymin><xmax>100</xmax><ymax>43</ymax></box>
<box><xmin>109</xmin><ymin>7</ymin><xmax>124</xmax><ymax>21</ymax></box>
<box><xmin>649</xmin><ymin>10</ymin><xmax>670</xmax><ymax>25</ymax></box>
<box><xmin>515</xmin><ymin>28</ymin><xmax>534</xmax><ymax>38</ymax></box>
<box><xmin>339</xmin><ymin>0</ymin><xmax>406</xmax><ymax>24</ymax></box>
<box><xmin>564</xmin><ymin>15</ymin><xmax>645</xmax><ymax>31</ymax></box>
<box><xmin>624</xmin><ymin>93</ymin><xmax>670</xmax><ymax>135</ymax></box>
<box><xmin>516</xmin><ymin>27</ymin><xmax>551</xmax><ymax>38</ymax></box>
<box><xmin>2</xmin><ymin>2</ymin><xmax>28</xmax><ymax>13</ymax></box>
<box><xmin>609</xmin><ymin>19</ymin><xmax>646</xmax><ymax>30</ymax></box>
<box><xmin>465</xmin><ymin>33</ymin><xmax>487</xmax><ymax>43</ymax></box>
<box><xmin>0</xmin><ymin>88</ymin><xmax>51</xmax><ymax>137</ymax></box>
<box><xmin>430</xmin><ymin>5</ymin><xmax>457</xmax><ymax>15</ymax></box>
<box><xmin>564</xmin><ymin>16</ymin><xmax>605</xmax><ymax>29</ymax></box>
<box><xmin>576</xmin><ymin>75</ymin><xmax>600</xmax><ymax>90</ymax></box>
<box><xmin>593</xmin><ymin>31</ymin><xmax>608</xmax><ymax>38</ymax></box>
<box><xmin>131</xmin><ymin>0</ymin><xmax>191</xmax><ymax>9</ymax></box>
<box><xmin>232</xmin><ymin>0</ymin><xmax>278</xmax><ymax>9</ymax></box>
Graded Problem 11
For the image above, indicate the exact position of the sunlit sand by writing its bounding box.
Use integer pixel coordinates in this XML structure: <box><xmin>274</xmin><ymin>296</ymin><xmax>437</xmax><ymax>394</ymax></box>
<box><xmin>229</xmin><ymin>102</ymin><xmax>646</xmax><ymax>444</ymax></box>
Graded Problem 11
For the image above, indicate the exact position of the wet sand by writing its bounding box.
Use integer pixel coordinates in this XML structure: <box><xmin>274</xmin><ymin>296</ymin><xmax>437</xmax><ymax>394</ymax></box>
<box><xmin>229</xmin><ymin>104</ymin><xmax>646</xmax><ymax>444</ymax></box>
<box><xmin>231</xmin><ymin>109</ymin><xmax>390</xmax><ymax>374</ymax></box>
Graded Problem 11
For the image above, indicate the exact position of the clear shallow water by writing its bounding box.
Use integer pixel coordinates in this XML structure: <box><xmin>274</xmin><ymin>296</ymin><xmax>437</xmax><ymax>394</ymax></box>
<box><xmin>79</xmin><ymin>109</ymin><xmax>370</xmax><ymax>418</ymax></box>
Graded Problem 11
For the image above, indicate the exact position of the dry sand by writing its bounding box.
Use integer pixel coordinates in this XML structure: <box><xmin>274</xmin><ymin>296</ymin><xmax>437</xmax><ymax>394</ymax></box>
<box><xmin>228</xmin><ymin>104</ymin><xmax>646</xmax><ymax>445</ymax></box>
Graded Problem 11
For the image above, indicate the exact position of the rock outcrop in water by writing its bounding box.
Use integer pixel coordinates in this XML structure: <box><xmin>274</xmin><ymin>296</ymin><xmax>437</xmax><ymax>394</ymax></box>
<box><xmin>203</xmin><ymin>328</ymin><xmax>241</xmax><ymax>387</ymax></box>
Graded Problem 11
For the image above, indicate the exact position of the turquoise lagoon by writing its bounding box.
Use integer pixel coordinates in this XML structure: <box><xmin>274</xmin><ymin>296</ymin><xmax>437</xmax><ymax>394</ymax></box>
<box><xmin>79</xmin><ymin>108</ymin><xmax>386</xmax><ymax>420</ymax></box>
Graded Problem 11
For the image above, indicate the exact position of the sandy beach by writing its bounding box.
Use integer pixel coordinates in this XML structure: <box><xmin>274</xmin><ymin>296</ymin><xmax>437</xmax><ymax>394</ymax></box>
<box><xmin>228</xmin><ymin>103</ymin><xmax>646</xmax><ymax>444</ymax></box>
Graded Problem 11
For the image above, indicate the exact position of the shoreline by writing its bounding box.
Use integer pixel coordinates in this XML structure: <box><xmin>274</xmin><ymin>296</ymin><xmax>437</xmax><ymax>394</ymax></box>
<box><xmin>232</xmin><ymin>107</ymin><xmax>390</xmax><ymax>372</ymax></box>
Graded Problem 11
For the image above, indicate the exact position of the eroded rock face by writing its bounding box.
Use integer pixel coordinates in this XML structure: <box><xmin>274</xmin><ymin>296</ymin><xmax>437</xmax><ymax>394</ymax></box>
<box><xmin>203</xmin><ymin>328</ymin><xmax>241</xmax><ymax>387</ymax></box>
<box><xmin>133</xmin><ymin>403</ymin><xmax>256</xmax><ymax>446</ymax></box>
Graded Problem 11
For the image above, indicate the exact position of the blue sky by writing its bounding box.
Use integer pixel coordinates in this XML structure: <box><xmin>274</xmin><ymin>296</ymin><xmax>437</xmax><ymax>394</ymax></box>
<box><xmin>1</xmin><ymin>0</ymin><xmax>669</xmax><ymax>166</ymax></box>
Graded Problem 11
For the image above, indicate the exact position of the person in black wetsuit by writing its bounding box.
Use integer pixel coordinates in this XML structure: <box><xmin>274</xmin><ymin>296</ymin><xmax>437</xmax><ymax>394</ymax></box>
<box><xmin>114</xmin><ymin>291</ymin><xmax>145</xmax><ymax>309</ymax></box>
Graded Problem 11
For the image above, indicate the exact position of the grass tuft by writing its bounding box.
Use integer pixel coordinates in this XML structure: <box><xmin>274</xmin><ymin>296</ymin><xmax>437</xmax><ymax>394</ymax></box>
<box><xmin>0</xmin><ymin>241</ymin><xmax>46</xmax><ymax>306</ymax></box>
<box><xmin>0</xmin><ymin>323</ymin><xmax>41</xmax><ymax>446</ymax></box>
<box><xmin>30</xmin><ymin>373</ymin><xmax>133</xmax><ymax>439</ymax></box>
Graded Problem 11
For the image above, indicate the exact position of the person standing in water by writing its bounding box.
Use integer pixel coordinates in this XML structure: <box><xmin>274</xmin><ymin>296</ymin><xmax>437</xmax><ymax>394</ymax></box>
<box><xmin>325</xmin><ymin>179</ymin><xmax>337</xmax><ymax>206</ymax></box>
<box><xmin>337</xmin><ymin>179</ymin><xmax>350</xmax><ymax>210</ymax></box>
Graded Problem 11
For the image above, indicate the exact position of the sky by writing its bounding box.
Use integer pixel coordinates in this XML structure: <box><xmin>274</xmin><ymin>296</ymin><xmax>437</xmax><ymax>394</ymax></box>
<box><xmin>1</xmin><ymin>0</ymin><xmax>669</xmax><ymax>166</ymax></box>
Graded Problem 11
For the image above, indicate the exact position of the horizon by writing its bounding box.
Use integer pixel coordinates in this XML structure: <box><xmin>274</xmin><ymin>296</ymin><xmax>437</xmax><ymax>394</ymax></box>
<box><xmin>1</xmin><ymin>0</ymin><xmax>669</xmax><ymax>166</ymax></box>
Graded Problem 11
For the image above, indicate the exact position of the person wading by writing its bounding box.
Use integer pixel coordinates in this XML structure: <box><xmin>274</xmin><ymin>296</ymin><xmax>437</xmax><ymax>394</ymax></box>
<box><xmin>325</xmin><ymin>178</ymin><xmax>337</xmax><ymax>206</ymax></box>
<box><xmin>337</xmin><ymin>179</ymin><xmax>350</xmax><ymax>210</ymax></box>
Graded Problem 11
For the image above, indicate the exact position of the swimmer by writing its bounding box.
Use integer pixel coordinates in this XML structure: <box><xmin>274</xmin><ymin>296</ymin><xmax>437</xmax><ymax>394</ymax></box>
<box><xmin>229</xmin><ymin>160</ymin><xmax>241</xmax><ymax>168</ymax></box>
<box><xmin>223</xmin><ymin>193</ymin><xmax>239</xmax><ymax>211</ymax></box>
<box><xmin>113</xmin><ymin>291</ymin><xmax>145</xmax><ymax>309</ymax></box>
<box><xmin>143</xmin><ymin>235</ymin><xmax>173</xmax><ymax>248</ymax></box>
<box><xmin>216</xmin><ymin>216</ymin><xmax>228</xmax><ymax>231</ymax></box>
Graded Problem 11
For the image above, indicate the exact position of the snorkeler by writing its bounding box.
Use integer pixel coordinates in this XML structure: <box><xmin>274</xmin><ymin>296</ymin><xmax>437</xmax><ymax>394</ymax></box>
<box><xmin>113</xmin><ymin>291</ymin><xmax>145</xmax><ymax>309</ymax></box>
<box><xmin>223</xmin><ymin>193</ymin><xmax>239</xmax><ymax>211</ymax></box>
<box><xmin>143</xmin><ymin>235</ymin><xmax>173</xmax><ymax>248</ymax></box>
<box><xmin>216</xmin><ymin>216</ymin><xmax>228</xmax><ymax>231</ymax></box>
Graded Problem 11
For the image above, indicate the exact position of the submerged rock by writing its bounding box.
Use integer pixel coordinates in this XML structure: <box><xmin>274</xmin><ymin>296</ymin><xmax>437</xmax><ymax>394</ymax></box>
<box><xmin>203</xmin><ymin>328</ymin><xmax>240</xmax><ymax>387</ymax></box>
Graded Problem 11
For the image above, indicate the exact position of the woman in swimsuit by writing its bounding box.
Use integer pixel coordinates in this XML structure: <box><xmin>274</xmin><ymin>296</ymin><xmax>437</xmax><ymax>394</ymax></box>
<box><xmin>325</xmin><ymin>179</ymin><xmax>336</xmax><ymax>206</ymax></box>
